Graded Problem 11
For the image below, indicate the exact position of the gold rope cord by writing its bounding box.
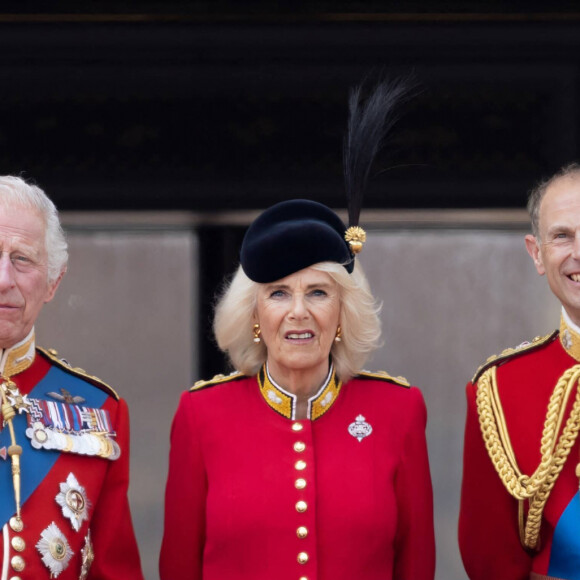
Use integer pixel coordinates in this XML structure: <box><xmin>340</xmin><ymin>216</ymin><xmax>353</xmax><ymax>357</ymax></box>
<box><xmin>476</xmin><ymin>364</ymin><xmax>580</xmax><ymax>550</ymax></box>
<box><xmin>0</xmin><ymin>378</ymin><xmax>23</xmax><ymax>521</ymax></box>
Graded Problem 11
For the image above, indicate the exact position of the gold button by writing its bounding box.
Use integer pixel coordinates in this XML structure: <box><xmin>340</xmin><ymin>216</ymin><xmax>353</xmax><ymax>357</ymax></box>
<box><xmin>296</xmin><ymin>500</ymin><xmax>307</xmax><ymax>513</ymax></box>
<box><xmin>11</xmin><ymin>537</ymin><xmax>25</xmax><ymax>552</ymax></box>
<box><xmin>297</xmin><ymin>552</ymin><xmax>309</xmax><ymax>564</ymax></box>
<box><xmin>294</xmin><ymin>441</ymin><xmax>306</xmax><ymax>453</ymax></box>
<box><xmin>9</xmin><ymin>577</ymin><xmax>22</xmax><ymax>580</ymax></box>
<box><xmin>11</xmin><ymin>556</ymin><xmax>25</xmax><ymax>572</ymax></box>
<box><xmin>297</xmin><ymin>526</ymin><xmax>308</xmax><ymax>538</ymax></box>
<box><xmin>295</xmin><ymin>460</ymin><xmax>306</xmax><ymax>471</ymax></box>
<box><xmin>295</xmin><ymin>478</ymin><xmax>307</xmax><ymax>489</ymax></box>
<box><xmin>292</xmin><ymin>422</ymin><xmax>303</xmax><ymax>432</ymax></box>
<box><xmin>9</xmin><ymin>517</ymin><xmax>23</xmax><ymax>532</ymax></box>
<box><xmin>299</xmin><ymin>577</ymin><xmax>308</xmax><ymax>580</ymax></box>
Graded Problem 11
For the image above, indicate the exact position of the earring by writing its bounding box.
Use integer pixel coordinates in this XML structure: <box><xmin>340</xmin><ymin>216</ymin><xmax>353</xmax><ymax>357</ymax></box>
<box><xmin>253</xmin><ymin>323</ymin><xmax>261</xmax><ymax>343</ymax></box>
<box><xmin>334</xmin><ymin>325</ymin><xmax>342</xmax><ymax>343</ymax></box>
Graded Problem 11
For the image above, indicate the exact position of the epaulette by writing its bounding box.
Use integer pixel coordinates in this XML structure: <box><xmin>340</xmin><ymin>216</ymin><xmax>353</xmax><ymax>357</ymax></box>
<box><xmin>37</xmin><ymin>347</ymin><xmax>120</xmax><ymax>401</ymax></box>
<box><xmin>357</xmin><ymin>369</ymin><xmax>410</xmax><ymax>388</ymax></box>
<box><xmin>190</xmin><ymin>371</ymin><xmax>245</xmax><ymax>392</ymax></box>
<box><xmin>471</xmin><ymin>330</ymin><xmax>559</xmax><ymax>384</ymax></box>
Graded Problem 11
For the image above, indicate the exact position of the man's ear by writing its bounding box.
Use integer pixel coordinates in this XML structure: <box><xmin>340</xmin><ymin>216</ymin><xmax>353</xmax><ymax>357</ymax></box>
<box><xmin>44</xmin><ymin>268</ymin><xmax>66</xmax><ymax>303</ymax></box>
<box><xmin>525</xmin><ymin>235</ymin><xmax>545</xmax><ymax>276</ymax></box>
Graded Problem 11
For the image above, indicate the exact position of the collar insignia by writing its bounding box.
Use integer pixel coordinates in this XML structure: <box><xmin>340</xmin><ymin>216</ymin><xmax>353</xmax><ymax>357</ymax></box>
<box><xmin>348</xmin><ymin>414</ymin><xmax>373</xmax><ymax>442</ymax></box>
<box><xmin>0</xmin><ymin>331</ymin><xmax>35</xmax><ymax>378</ymax></box>
<box><xmin>257</xmin><ymin>364</ymin><xmax>341</xmax><ymax>420</ymax></box>
<box><xmin>560</xmin><ymin>314</ymin><xmax>580</xmax><ymax>362</ymax></box>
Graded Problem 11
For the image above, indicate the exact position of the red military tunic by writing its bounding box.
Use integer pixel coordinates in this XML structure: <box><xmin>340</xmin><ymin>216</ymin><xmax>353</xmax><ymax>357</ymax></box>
<box><xmin>459</xmin><ymin>316</ymin><xmax>580</xmax><ymax>580</ymax></box>
<box><xmin>160</xmin><ymin>364</ymin><xmax>435</xmax><ymax>580</ymax></box>
<box><xmin>0</xmin><ymin>331</ymin><xmax>143</xmax><ymax>579</ymax></box>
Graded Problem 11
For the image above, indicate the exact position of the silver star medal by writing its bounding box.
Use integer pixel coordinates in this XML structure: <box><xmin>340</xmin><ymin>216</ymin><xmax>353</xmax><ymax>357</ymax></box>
<box><xmin>348</xmin><ymin>414</ymin><xmax>373</xmax><ymax>442</ymax></box>
<box><xmin>6</xmin><ymin>389</ymin><xmax>32</xmax><ymax>414</ymax></box>
<box><xmin>36</xmin><ymin>522</ymin><xmax>74</xmax><ymax>577</ymax></box>
<box><xmin>55</xmin><ymin>473</ymin><xmax>91</xmax><ymax>532</ymax></box>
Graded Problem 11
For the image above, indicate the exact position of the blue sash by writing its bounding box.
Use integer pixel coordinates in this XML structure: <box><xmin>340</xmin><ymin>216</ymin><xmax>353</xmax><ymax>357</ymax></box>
<box><xmin>548</xmin><ymin>491</ymin><xmax>580</xmax><ymax>579</ymax></box>
<box><xmin>0</xmin><ymin>364</ymin><xmax>108</xmax><ymax>528</ymax></box>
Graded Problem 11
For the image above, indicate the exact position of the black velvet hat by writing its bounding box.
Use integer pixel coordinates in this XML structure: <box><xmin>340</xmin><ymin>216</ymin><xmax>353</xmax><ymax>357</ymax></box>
<box><xmin>240</xmin><ymin>199</ymin><xmax>353</xmax><ymax>283</ymax></box>
<box><xmin>239</xmin><ymin>76</ymin><xmax>410</xmax><ymax>284</ymax></box>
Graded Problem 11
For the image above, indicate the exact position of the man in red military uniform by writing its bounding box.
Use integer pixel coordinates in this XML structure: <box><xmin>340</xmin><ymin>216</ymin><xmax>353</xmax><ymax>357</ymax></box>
<box><xmin>0</xmin><ymin>176</ymin><xmax>143</xmax><ymax>579</ymax></box>
<box><xmin>459</xmin><ymin>163</ymin><xmax>580</xmax><ymax>580</ymax></box>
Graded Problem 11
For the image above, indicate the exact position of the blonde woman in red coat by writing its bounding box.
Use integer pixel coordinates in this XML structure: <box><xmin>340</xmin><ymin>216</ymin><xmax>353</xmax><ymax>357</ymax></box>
<box><xmin>160</xmin><ymin>80</ymin><xmax>435</xmax><ymax>580</ymax></box>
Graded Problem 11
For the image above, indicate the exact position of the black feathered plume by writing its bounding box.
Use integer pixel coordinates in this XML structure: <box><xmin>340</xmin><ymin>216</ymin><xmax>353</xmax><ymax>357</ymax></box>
<box><xmin>343</xmin><ymin>77</ymin><xmax>411</xmax><ymax>229</ymax></box>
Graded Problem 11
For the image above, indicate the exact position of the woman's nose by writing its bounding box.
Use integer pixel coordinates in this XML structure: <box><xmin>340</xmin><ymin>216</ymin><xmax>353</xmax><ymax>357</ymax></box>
<box><xmin>289</xmin><ymin>294</ymin><xmax>308</xmax><ymax>319</ymax></box>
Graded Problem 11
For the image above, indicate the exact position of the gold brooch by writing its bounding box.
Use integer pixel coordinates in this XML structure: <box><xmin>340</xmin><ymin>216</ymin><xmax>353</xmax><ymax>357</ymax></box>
<box><xmin>344</xmin><ymin>226</ymin><xmax>367</xmax><ymax>254</ymax></box>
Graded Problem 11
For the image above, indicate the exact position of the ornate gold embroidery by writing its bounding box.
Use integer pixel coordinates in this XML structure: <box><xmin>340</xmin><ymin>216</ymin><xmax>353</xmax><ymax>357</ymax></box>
<box><xmin>344</xmin><ymin>226</ymin><xmax>366</xmax><ymax>254</ymax></box>
<box><xmin>257</xmin><ymin>365</ymin><xmax>341</xmax><ymax>420</ymax></box>
<box><xmin>559</xmin><ymin>314</ymin><xmax>580</xmax><ymax>363</ymax></box>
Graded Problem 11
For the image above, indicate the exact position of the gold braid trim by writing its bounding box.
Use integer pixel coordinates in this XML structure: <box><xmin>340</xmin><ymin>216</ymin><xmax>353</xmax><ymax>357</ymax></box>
<box><xmin>476</xmin><ymin>364</ymin><xmax>580</xmax><ymax>550</ymax></box>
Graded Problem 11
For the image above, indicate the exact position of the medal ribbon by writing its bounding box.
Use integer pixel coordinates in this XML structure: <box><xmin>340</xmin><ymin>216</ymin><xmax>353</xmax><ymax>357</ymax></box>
<box><xmin>0</xmin><ymin>363</ymin><xmax>110</xmax><ymax>529</ymax></box>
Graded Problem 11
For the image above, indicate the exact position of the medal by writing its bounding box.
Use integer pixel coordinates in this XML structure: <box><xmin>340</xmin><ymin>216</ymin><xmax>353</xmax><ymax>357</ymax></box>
<box><xmin>55</xmin><ymin>473</ymin><xmax>91</xmax><ymax>532</ymax></box>
<box><xmin>36</xmin><ymin>522</ymin><xmax>74</xmax><ymax>578</ymax></box>
<box><xmin>24</xmin><ymin>400</ymin><xmax>120</xmax><ymax>460</ymax></box>
<box><xmin>79</xmin><ymin>530</ymin><xmax>94</xmax><ymax>580</ymax></box>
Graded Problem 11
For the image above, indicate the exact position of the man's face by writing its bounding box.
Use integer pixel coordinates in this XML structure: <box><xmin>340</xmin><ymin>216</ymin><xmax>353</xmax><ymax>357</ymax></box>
<box><xmin>525</xmin><ymin>174</ymin><xmax>580</xmax><ymax>326</ymax></box>
<box><xmin>0</xmin><ymin>203</ymin><xmax>62</xmax><ymax>349</ymax></box>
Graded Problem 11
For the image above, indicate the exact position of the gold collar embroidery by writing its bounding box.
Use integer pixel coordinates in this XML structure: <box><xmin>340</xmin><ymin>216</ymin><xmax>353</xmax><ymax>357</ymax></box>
<box><xmin>257</xmin><ymin>363</ymin><xmax>342</xmax><ymax>420</ymax></box>
<box><xmin>560</xmin><ymin>313</ymin><xmax>580</xmax><ymax>363</ymax></box>
<box><xmin>0</xmin><ymin>329</ymin><xmax>35</xmax><ymax>380</ymax></box>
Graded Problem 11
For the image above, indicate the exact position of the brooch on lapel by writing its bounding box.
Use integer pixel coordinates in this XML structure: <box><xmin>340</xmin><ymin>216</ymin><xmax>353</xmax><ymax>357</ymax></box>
<box><xmin>348</xmin><ymin>414</ymin><xmax>373</xmax><ymax>442</ymax></box>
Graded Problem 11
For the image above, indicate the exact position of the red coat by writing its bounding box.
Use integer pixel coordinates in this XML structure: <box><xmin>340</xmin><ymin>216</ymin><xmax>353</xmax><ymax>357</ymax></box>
<box><xmin>459</xmin><ymin>330</ymin><xmax>580</xmax><ymax>580</ymax></box>
<box><xmin>160</xmin><ymin>366</ymin><xmax>435</xmax><ymax>580</ymax></box>
<box><xmin>0</xmin><ymin>341</ymin><xmax>143</xmax><ymax>579</ymax></box>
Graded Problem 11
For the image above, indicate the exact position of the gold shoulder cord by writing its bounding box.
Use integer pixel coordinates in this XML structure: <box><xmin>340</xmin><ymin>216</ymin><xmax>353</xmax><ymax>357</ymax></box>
<box><xmin>0</xmin><ymin>375</ymin><xmax>24</xmax><ymax>525</ymax></box>
<box><xmin>476</xmin><ymin>364</ymin><xmax>580</xmax><ymax>550</ymax></box>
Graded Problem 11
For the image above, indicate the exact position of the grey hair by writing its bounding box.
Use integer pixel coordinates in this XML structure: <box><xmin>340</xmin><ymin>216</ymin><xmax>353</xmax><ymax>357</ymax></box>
<box><xmin>527</xmin><ymin>162</ymin><xmax>580</xmax><ymax>238</ymax></box>
<box><xmin>213</xmin><ymin>260</ymin><xmax>382</xmax><ymax>384</ymax></box>
<box><xmin>0</xmin><ymin>176</ymin><xmax>68</xmax><ymax>282</ymax></box>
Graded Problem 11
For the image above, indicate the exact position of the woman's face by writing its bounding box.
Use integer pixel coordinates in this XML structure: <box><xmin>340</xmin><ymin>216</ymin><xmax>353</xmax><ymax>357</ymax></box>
<box><xmin>255</xmin><ymin>267</ymin><xmax>341</xmax><ymax>383</ymax></box>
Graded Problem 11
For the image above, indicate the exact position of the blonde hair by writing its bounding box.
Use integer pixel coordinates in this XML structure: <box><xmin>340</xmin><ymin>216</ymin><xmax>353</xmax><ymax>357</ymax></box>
<box><xmin>213</xmin><ymin>261</ymin><xmax>381</xmax><ymax>383</ymax></box>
